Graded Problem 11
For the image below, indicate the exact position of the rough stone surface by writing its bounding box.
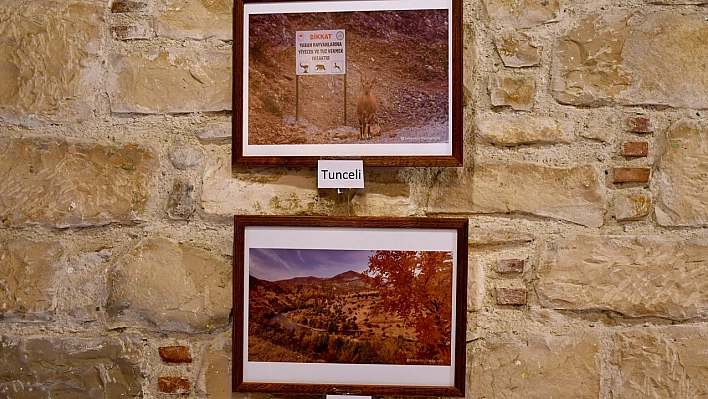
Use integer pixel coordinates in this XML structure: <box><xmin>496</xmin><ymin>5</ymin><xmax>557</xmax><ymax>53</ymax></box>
<box><xmin>537</xmin><ymin>235</ymin><xmax>708</xmax><ymax>320</ymax></box>
<box><xmin>111</xmin><ymin>24</ymin><xmax>153</xmax><ymax>41</ymax></box>
<box><xmin>0</xmin><ymin>335</ymin><xmax>143</xmax><ymax>398</ymax></box>
<box><xmin>628</xmin><ymin>116</ymin><xmax>654</xmax><ymax>133</ymax></box>
<box><xmin>166</xmin><ymin>179</ymin><xmax>196</xmax><ymax>220</ymax></box>
<box><xmin>196</xmin><ymin>337</ymin><xmax>231</xmax><ymax>397</ymax></box>
<box><xmin>496</xmin><ymin>287</ymin><xmax>527</xmax><ymax>305</ymax></box>
<box><xmin>467</xmin><ymin>332</ymin><xmax>601</xmax><ymax>398</ymax></box>
<box><xmin>201</xmin><ymin>153</ymin><xmax>331</xmax><ymax>216</ymax></box>
<box><xmin>106</xmin><ymin>236</ymin><xmax>232</xmax><ymax>332</ymax></box>
<box><xmin>614</xmin><ymin>191</ymin><xmax>652</xmax><ymax>221</ymax></box>
<box><xmin>482</xmin><ymin>0</ymin><xmax>561</xmax><ymax>29</ymax></box>
<box><xmin>553</xmin><ymin>12</ymin><xmax>632</xmax><ymax>107</ymax></box>
<box><xmin>494</xmin><ymin>31</ymin><xmax>542</xmax><ymax>67</ymax></box>
<box><xmin>111</xmin><ymin>0</ymin><xmax>147</xmax><ymax>13</ymax></box>
<box><xmin>108</xmin><ymin>49</ymin><xmax>232</xmax><ymax>114</ymax></box>
<box><xmin>554</xmin><ymin>11</ymin><xmax>708</xmax><ymax>108</ymax></box>
<box><xmin>468</xmin><ymin>255</ymin><xmax>485</xmax><ymax>312</ymax></box>
<box><xmin>59</xmin><ymin>251</ymin><xmax>112</xmax><ymax>323</ymax></box>
<box><xmin>489</xmin><ymin>75</ymin><xmax>536</xmax><ymax>111</ymax></box>
<box><xmin>648</xmin><ymin>0</ymin><xmax>708</xmax><ymax>3</ymax></box>
<box><xmin>195</xmin><ymin>122</ymin><xmax>232</xmax><ymax>142</ymax></box>
<box><xmin>0</xmin><ymin>2</ymin><xmax>102</xmax><ymax>123</ymax></box>
<box><xmin>158</xmin><ymin>376</ymin><xmax>191</xmax><ymax>394</ymax></box>
<box><xmin>350</xmin><ymin>169</ymin><xmax>416</xmax><ymax>216</ymax></box>
<box><xmin>656</xmin><ymin>119</ymin><xmax>708</xmax><ymax>227</ymax></box>
<box><xmin>0</xmin><ymin>239</ymin><xmax>63</xmax><ymax>320</ymax></box>
<box><xmin>155</xmin><ymin>0</ymin><xmax>233</xmax><ymax>41</ymax></box>
<box><xmin>170</xmin><ymin>145</ymin><xmax>205</xmax><ymax>170</ymax></box>
<box><xmin>497</xmin><ymin>259</ymin><xmax>525</xmax><ymax>274</ymax></box>
<box><xmin>623</xmin><ymin>142</ymin><xmax>648</xmax><ymax>157</ymax></box>
<box><xmin>612</xmin><ymin>326</ymin><xmax>708</xmax><ymax>398</ymax></box>
<box><xmin>477</xmin><ymin>115</ymin><xmax>573</xmax><ymax>145</ymax></box>
<box><xmin>0</xmin><ymin>138</ymin><xmax>157</xmax><ymax>228</ymax></box>
<box><xmin>429</xmin><ymin>161</ymin><xmax>606</xmax><ymax>227</ymax></box>
<box><xmin>159</xmin><ymin>346</ymin><xmax>193</xmax><ymax>363</ymax></box>
<box><xmin>613</xmin><ymin>167</ymin><xmax>651</xmax><ymax>183</ymax></box>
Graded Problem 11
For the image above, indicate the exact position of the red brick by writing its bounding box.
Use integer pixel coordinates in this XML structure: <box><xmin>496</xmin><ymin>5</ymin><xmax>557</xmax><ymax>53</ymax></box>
<box><xmin>614</xmin><ymin>168</ymin><xmax>651</xmax><ymax>183</ymax></box>
<box><xmin>158</xmin><ymin>377</ymin><xmax>190</xmax><ymax>394</ymax></box>
<box><xmin>110</xmin><ymin>26</ymin><xmax>132</xmax><ymax>40</ymax></box>
<box><xmin>497</xmin><ymin>259</ymin><xmax>525</xmax><ymax>274</ymax></box>
<box><xmin>623</xmin><ymin>142</ymin><xmax>649</xmax><ymax>157</ymax></box>
<box><xmin>111</xmin><ymin>0</ymin><xmax>147</xmax><ymax>13</ymax></box>
<box><xmin>159</xmin><ymin>346</ymin><xmax>192</xmax><ymax>364</ymax></box>
<box><xmin>496</xmin><ymin>288</ymin><xmax>527</xmax><ymax>305</ymax></box>
<box><xmin>628</xmin><ymin>116</ymin><xmax>653</xmax><ymax>133</ymax></box>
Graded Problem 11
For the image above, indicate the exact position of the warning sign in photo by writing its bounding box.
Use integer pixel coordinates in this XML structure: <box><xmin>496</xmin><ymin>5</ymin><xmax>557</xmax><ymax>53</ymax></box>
<box><xmin>296</xmin><ymin>29</ymin><xmax>346</xmax><ymax>75</ymax></box>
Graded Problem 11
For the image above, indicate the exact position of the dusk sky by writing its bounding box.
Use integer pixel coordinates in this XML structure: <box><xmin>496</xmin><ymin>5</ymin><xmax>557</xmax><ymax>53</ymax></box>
<box><xmin>249</xmin><ymin>248</ymin><xmax>376</xmax><ymax>282</ymax></box>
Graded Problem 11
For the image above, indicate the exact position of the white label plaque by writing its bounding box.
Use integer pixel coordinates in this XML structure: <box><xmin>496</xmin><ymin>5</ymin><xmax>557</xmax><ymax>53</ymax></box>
<box><xmin>318</xmin><ymin>159</ymin><xmax>364</xmax><ymax>189</ymax></box>
<box><xmin>296</xmin><ymin>29</ymin><xmax>346</xmax><ymax>75</ymax></box>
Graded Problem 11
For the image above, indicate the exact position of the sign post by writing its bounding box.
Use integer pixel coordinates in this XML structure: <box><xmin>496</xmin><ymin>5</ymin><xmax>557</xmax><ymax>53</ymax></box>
<box><xmin>295</xmin><ymin>29</ymin><xmax>346</xmax><ymax>123</ymax></box>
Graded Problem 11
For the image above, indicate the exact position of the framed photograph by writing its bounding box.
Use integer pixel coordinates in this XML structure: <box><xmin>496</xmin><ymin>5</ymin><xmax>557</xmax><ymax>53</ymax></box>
<box><xmin>233</xmin><ymin>0</ymin><xmax>463</xmax><ymax>167</ymax></box>
<box><xmin>233</xmin><ymin>216</ymin><xmax>468</xmax><ymax>396</ymax></box>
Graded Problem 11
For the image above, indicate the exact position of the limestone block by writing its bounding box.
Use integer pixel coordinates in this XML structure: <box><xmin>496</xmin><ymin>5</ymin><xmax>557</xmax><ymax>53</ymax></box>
<box><xmin>482</xmin><ymin>0</ymin><xmax>561</xmax><ymax>29</ymax></box>
<box><xmin>166</xmin><ymin>179</ymin><xmax>196</xmax><ymax>220</ymax></box>
<box><xmin>170</xmin><ymin>145</ymin><xmax>205</xmax><ymax>170</ymax></box>
<box><xmin>106</xmin><ymin>237</ymin><xmax>232</xmax><ymax>333</ymax></box>
<box><xmin>112</xmin><ymin>0</ymin><xmax>148</xmax><ymax>13</ymax></box>
<box><xmin>467</xmin><ymin>332</ymin><xmax>601</xmax><ymax>398</ymax></box>
<box><xmin>429</xmin><ymin>161</ymin><xmax>606</xmax><ymax>227</ymax></box>
<box><xmin>196</xmin><ymin>336</ymin><xmax>231</xmax><ymax>397</ymax></box>
<box><xmin>201</xmin><ymin>153</ymin><xmax>331</xmax><ymax>216</ymax></box>
<box><xmin>553</xmin><ymin>12</ymin><xmax>632</xmax><ymax>106</ymax></box>
<box><xmin>489</xmin><ymin>75</ymin><xmax>536</xmax><ymax>111</ymax></box>
<box><xmin>468</xmin><ymin>255</ymin><xmax>485</xmax><ymax>312</ymax></box>
<box><xmin>646</xmin><ymin>0</ymin><xmax>708</xmax><ymax>5</ymax></box>
<box><xmin>155</xmin><ymin>0</ymin><xmax>233</xmax><ymax>41</ymax></box>
<box><xmin>537</xmin><ymin>235</ymin><xmax>708</xmax><ymax>320</ymax></box>
<box><xmin>468</xmin><ymin>226</ymin><xmax>535</xmax><ymax>246</ymax></box>
<box><xmin>614</xmin><ymin>191</ymin><xmax>651</xmax><ymax>221</ymax></box>
<box><xmin>108</xmin><ymin>49</ymin><xmax>232</xmax><ymax>114</ymax></box>
<box><xmin>0</xmin><ymin>335</ymin><xmax>143</xmax><ymax>397</ymax></box>
<box><xmin>612</xmin><ymin>326</ymin><xmax>708</xmax><ymax>397</ymax></box>
<box><xmin>656</xmin><ymin>119</ymin><xmax>708</xmax><ymax>227</ymax></box>
<box><xmin>196</xmin><ymin>122</ymin><xmax>232</xmax><ymax>142</ymax></box>
<box><xmin>0</xmin><ymin>138</ymin><xmax>156</xmax><ymax>228</ymax></box>
<box><xmin>476</xmin><ymin>114</ymin><xmax>574</xmax><ymax>145</ymax></box>
<box><xmin>350</xmin><ymin>169</ymin><xmax>416</xmax><ymax>216</ymax></box>
<box><xmin>111</xmin><ymin>24</ymin><xmax>154</xmax><ymax>41</ymax></box>
<box><xmin>623</xmin><ymin>141</ymin><xmax>649</xmax><ymax>157</ymax></box>
<box><xmin>58</xmin><ymin>251</ymin><xmax>113</xmax><ymax>323</ymax></box>
<box><xmin>0</xmin><ymin>1</ymin><xmax>102</xmax><ymax>123</ymax></box>
<box><xmin>0</xmin><ymin>239</ymin><xmax>63</xmax><ymax>320</ymax></box>
<box><xmin>554</xmin><ymin>11</ymin><xmax>708</xmax><ymax>108</ymax></box>
<box><xmin>494</xmin><ymin>31</ymin><xmax>542</xmax><ymax>68</ymax></box>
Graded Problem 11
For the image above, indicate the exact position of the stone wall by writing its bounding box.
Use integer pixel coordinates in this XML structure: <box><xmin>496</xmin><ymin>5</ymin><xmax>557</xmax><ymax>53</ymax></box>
<box><xmin>1</xmin><ymin>0</ymin><xmax>707</xmax><ymax>397</ymax></box>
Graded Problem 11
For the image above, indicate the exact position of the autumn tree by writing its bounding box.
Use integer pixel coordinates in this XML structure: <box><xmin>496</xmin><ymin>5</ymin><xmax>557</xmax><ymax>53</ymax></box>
<box><xmin>365</xmin><ymin>250</ymin><xmax>453</xmax><ymax>364</ymax></box>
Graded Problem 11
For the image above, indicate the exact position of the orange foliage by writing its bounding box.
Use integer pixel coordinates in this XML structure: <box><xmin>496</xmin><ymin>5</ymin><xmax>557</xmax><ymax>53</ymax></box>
<box><xmin>365</xmin><ymin>251</ymin><xmax>453</xmax><ymax>364</ymax></box>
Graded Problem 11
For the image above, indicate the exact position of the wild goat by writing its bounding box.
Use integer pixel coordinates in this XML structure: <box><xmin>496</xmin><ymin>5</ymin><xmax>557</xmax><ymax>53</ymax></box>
<box><xmin>356</xmin><ymin>77</ymin><xmax>377</xmax><ymax>139</ymax></box>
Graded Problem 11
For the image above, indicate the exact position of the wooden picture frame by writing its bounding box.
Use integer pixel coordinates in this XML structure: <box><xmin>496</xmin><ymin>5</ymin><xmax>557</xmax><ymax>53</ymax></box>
<box><xmin>233</xmin><ymin>0</ymin><xmax>463</xmax><ymax>167</ymax></box>
<box><xmin>233</xmin><ymin>216</ymin><xmax>468</xmax><ymax>396</ymax></box>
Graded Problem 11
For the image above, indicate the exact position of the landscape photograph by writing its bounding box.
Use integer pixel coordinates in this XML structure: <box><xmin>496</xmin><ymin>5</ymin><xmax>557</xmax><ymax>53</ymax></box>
<box><xmin>245</xmin><ymin>7</ymin><xmax>450</xmax><ymax>146</ymax></box>
<box><xmin>247</xmin><ymin>248</ymin><xmax>454</xmax><ymax>366</ymax></box>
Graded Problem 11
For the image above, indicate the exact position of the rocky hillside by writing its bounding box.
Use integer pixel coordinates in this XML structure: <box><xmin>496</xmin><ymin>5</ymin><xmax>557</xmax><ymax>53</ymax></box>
<box><xmin>246</xmin><ymin>9</ymin><xmax>450</xmax><ymax>145</ymax></box>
